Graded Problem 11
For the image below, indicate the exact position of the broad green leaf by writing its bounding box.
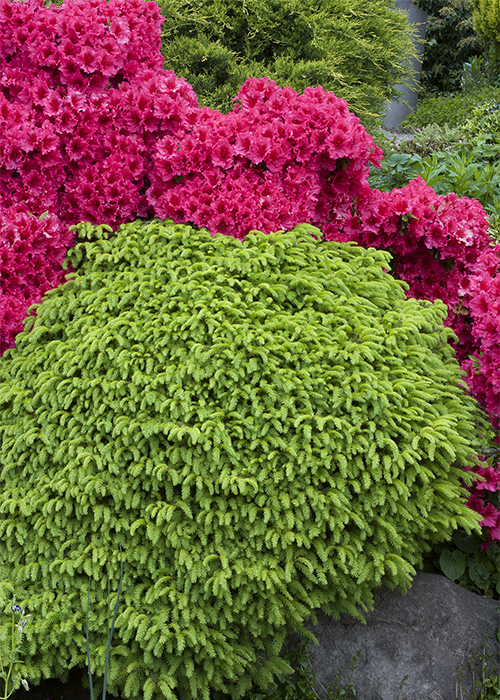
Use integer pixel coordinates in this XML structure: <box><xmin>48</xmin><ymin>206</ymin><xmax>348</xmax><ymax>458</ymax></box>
<box><xmin>439</xmin><ymin>549</ymin><xmax>466</xmax><ymax>581</ymax></box>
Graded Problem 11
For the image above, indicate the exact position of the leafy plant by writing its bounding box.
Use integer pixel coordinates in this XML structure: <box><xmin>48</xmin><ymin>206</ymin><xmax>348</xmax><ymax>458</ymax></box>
<box><xmin>422</xmin><ymin>530</ymin><xmax>500</xmax><ymax>598</ymax></box>
<box><xmin>460</xmin><ymin>55</ymin><xmax>492</xmax><ymax>92</ymax></box>
<box><xmin>324</xmin><ymin>651</ymin><xmax>359</xmax><ymax>700</ymax></box>
<box><xmin>0</xmin><ymin>584</ymin><xmax>30</xmax><ymax>700</ymax></box>
<box><xmin>412</xmin><ymin>0</ymin><xmax>481</xmax><ymax>94</ymax></box>
<box><xmin>455</xmin><ymin>633</ymin><xmax>500</xmax><ymax>700</ymax></box>
<box><xmin>402</xmin><ymin>85</ymin><xmax>500</xmax><ymax>129</ymax></box>
<box><xmin>419</xmin><ymin>149</ymin><xmax>500</xmax><ymax>211</ymax></box>
<box><xmin>369</xmin><ymin>153</ymin><xmax>426</xmax><ymax>189</ymax></box>
<box><xmin>370</xmin><ymin>124</ymin><xmax>466</xmax><ymax>159</ymax></box>
<box><xmin>479</xmin><ymin>674</ymin><xmax>500</xmax><ymax>700</ymax></box>
<box><xmin>369</xmin><ymin>144</ymin><xmax>500</xmax><ymax>226</ymax></box>
<box><xmin>463</xmin><ymin>98</ymin><xmax>500</xmax><ymax>146</ymax></box>
<box><xmin>0</xmin><ymin>220</ymin><xmax>491</xmax><ymax>700</ymax></box>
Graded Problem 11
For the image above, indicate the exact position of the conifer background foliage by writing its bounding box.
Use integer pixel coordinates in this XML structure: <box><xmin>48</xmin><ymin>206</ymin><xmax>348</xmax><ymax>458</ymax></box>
<box><xmin>153</xmin><ymin>0</ymin><xmax>416</xmax><ymax>124</ymax></box>
<box><xmin>0</xmin><ymin>220</ymin><xmax>490</xmax><ymax>700</ymax></box>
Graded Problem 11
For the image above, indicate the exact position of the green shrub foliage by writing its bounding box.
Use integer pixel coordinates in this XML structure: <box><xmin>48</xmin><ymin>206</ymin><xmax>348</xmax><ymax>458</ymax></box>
<box><xmin>155</xmin><ymin>0</ymin><xmax>415</xmax><ymax>124</ymax></box>
<box><xmin>470</xmin><ymin>0</ymin><xmax>500</xmax><ymax>54</ymax></box>
<box><xmin>373</xmin><ymin>124</ymin><xmax>465</xmax><ymax>160</ymax></box>
<box><xmin>423</xmin><ymin>529</ymin><xmax>500</xmax><ymax>598</ymax></box>
<box><xmin>0</xmin><ymin>220</ymin><xmax>489</xmax><ymax>700</ymax></box>
<box><xmin>413</xmin><ymin>0</ymin><xmax>481</xmax><ymax>93</ymax></box>
<box><xmin>463</xmin><ymin>98</ymin><xmax>500</xmax><ymax>144</ymax></box>
<box><xmin>402</xmin><ymin>84</ymin><xmax>500</xmax><ymax>129</ymax></box>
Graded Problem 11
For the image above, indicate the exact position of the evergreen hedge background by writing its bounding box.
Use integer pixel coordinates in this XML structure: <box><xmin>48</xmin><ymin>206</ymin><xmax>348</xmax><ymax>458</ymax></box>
<box><xmin>153</xmin><ymin>0</ymin><xmax>415</xmax><ymax>125</ymax></box>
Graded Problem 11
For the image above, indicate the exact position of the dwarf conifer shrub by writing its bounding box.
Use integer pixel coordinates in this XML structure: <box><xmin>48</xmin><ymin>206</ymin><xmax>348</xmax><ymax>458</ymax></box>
<box><xmin>0</xmin><ymin>220</ymin><xmax>490</xmax><ymax>700</ymax></box>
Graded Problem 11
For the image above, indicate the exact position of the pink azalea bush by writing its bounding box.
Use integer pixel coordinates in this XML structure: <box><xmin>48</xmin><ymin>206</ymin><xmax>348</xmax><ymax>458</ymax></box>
<box><xmin>0</xmin><ymin>0</ymin><xmax>199</xmax><ymax>351</ymax></box>
<box><xmin>0</xmin><ymin>0</ymin><xmax>499</xmax><ymax>539</ymax></box>
<box><xmin>0</xmin><ymin>204</ymin><xmax>73</xmax><ymax>354</ymax></box>
<box><xmin>148</xmin><ymin>78</ymin><xmax>381</xmax><ymax>237</ymax></box>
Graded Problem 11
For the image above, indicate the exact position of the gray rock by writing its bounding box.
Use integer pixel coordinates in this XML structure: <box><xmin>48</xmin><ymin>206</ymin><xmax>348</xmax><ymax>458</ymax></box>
<box><xmin>286</xmin><ymin>573</ymin><xmax>500</xmax><ymax>700</ymax></box>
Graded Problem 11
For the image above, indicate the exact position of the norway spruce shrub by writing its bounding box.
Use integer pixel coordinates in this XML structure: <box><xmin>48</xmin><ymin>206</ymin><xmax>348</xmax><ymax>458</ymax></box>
<box><xmin>0</xmin><ymin>219</ymin><xmax>490</xmax><ymax>700</ymax></box>
<box><xmin>154</xmin><ymin>0</ymin><xmax>415</xmax><ymax>124</ymax></box>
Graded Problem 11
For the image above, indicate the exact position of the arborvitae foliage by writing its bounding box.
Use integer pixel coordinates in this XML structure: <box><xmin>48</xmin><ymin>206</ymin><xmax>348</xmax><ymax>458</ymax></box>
<box><xmin>0</xmin><ymin>221</ymin><xmax>490</xmax><ymax>700</ymax></box>
<box><xmin>154</xmin><ymin>0</ymin><xmax>415</xmax><ymax>125</ymax></box>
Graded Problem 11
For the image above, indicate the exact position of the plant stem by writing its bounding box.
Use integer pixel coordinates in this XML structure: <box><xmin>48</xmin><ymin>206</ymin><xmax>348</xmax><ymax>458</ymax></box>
<box><xmin>103</xmin><ymin>537</ymin><xmax>123</xmax><ymax>700</ymax></box>
<box><xmin>2</xmin><ymin>612</ymin><xmax>16</xmax><ymax>700</ymax></box>
<box><xmin>86</xmin><ymin>577</ymin><xmax>95</xmax><ymax>700</ymax></box>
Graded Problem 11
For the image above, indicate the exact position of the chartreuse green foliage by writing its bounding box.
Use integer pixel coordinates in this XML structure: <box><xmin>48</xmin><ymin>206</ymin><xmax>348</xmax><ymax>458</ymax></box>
<box><xmin>0</xmin><ymin>220</ymin><xmax>491</xmax><ymax>700</ymax></box>
<box><xmin>155</xmin><ymin>0</ymin><xmax>415</xmax><ymax>125</ymax></box>
<box><xmin>470</xmin><ymin>0</ymin><xmax>500</xmax><ymax>49</ymax></box>
<box><xmin>469</xmin><ymin>0</ymin><xmax>500</xmax><ymax>83</ymax></box>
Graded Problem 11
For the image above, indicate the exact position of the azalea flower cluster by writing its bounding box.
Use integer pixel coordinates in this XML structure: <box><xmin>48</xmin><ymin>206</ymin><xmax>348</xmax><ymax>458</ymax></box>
<box><xmin>0</xmin><ymin>0</ymin><xmax>198</xmax><ymax>349</ymax></box>
<box><xmin>148</xmin><ymin>77</ymin><xmax>382</xmax><ymax>236</ymax></box>
<box><xmin>0</xmin><ymin>0</ymin><xmax>198</xmax><ymax>225</ymax></box>
<box><xmin>0</xmin><ymin>204</ymin><xmax>72</xmax><ymax>354</ymax></box>
<box><xmin>464</xmin><ymin>461</ymin><xmax>500</xmax><ymax>545</ymax></box>
<box><xmin>0</xmin><ymin>0</ymin><xmax>499</xmax><ymax>538</ymax></box>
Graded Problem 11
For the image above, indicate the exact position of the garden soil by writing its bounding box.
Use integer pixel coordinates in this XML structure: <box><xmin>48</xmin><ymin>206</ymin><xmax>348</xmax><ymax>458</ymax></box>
<box><xmin>10</xmin><ymin>668</ymin><xmax>123</xmax><ymax>700</ymax></box>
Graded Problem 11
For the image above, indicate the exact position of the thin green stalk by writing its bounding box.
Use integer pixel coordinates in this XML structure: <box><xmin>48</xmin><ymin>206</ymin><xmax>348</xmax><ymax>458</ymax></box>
<box><xmin>103</xmin><ymin>537</ymin><xmax>123</xmax><ymax>700</ymax></box>
<box><xmin>86</xmin><ymin>577</ymin><xmax>95</xmax><ymax>700</ymax></box>
<box><xmin>86</xmin><ymin>534</ymin><xmax>123</xmax><ymax>700</ymax></box>
<box><xmin>2</xmin><ymin>610</ymin><xmax>17</xmax><ymax>700</ymax></box>
<box><xmin>0</xmin><ymin>626</ymin><xmax>4</xmax><ymax>679</ymax></box>
<box><xmin>107</xmin><ymin>563</ymin><xmax>111</xmax><ymax>646</ymax></box>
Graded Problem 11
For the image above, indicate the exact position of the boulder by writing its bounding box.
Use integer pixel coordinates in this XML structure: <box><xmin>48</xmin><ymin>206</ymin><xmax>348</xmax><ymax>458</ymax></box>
<box><xmin>290</xmin><ymin>572</ymin><xmax>500</xmax><ymax>700</ymax></box>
